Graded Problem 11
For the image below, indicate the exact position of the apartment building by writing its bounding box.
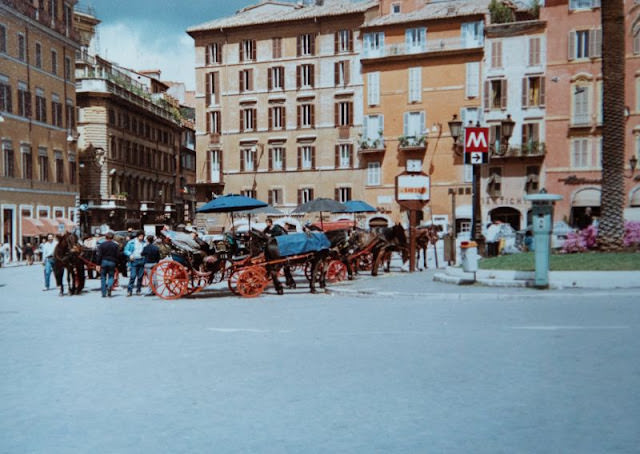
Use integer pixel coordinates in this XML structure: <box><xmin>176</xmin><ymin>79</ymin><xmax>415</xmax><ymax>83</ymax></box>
<box><xmin>187</xmin><ymin>0</ymin><xmax>376</xmax><ymax>226</ymax></box>
<box><xmin>0</xmin><ymin>0</ymin><xmax>80</xmax><ymax>259</ymax></box>
<box><xmin>542</xmin><ymin>0</ymin><xmax>640</xmax><ymax>226</ymax></box>
<box><xmin>481</xmin><ymin>5</ymin><xmax>546</xmax><ymax>230</ymax></box>
<box><xmin>360</xmin><ymin>0</ymin><xmax>488</xmax><ymax>230</ymax></box>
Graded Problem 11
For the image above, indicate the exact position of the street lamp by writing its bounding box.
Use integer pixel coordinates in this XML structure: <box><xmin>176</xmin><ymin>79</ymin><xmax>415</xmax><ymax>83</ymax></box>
<box><xmin>626</xmin><ymin>155</ymin><xmax>638</xmax><ymax>179</ymax></box>
<box><xmin>448</xmin><ymin>114</ymin><xmax>463</xmax><ymax>155</ymax></box>
<box><xmin>493</xmin><ymin>114</ymin><xmax>515</xmax><ymax>156</ymax></box>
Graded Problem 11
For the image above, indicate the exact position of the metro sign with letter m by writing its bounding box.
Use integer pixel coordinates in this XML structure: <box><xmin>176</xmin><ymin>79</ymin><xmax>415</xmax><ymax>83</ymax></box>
<box><xmin>464</xmin><ymin>127</ymin><xmax>489</xmax><ymax>165</ymax></box>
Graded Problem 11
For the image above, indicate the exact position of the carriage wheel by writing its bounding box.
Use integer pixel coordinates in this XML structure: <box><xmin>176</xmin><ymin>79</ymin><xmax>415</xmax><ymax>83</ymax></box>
<box><xmin>228</xmin><ymin>268</ymin><xmax>243</xmax><ymax>294</ymax></box>
<box><xmin>325</xmin><ymin>260</ymin><xmax>347</xmax><ymax>283</ymax></box>
<box><xmin>150</xmin><ymin>261</ymin><xmax>189</xmax><ymax>300</ymax></box>
<box><xmin>236</xmin><ymin>266</ymin><xmax>269</xmax><ymax>298</ymax></box>
<box><xmin>187</xmin><ymin>273</ymin><xmax>211</xmax><ymax>295</ymax></box>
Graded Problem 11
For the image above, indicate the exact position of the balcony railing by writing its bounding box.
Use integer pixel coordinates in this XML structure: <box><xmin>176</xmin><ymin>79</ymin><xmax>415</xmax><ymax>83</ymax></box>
<box><xmin>398</xmin><ymin>135</ymin><xmax>427</xmax><ymax>150</ymax></box>
<box><xmin>362</xmin><ymin>37</ymin><xmax>482</xmax><ymax>59</ymax></box>
<box><xmin>490</xmin><ymin>141</ymin><xmax>546</xmax><ymax>158</ymax></box>
<box><xmin>358</xmin><ymin>136</ymin><xmax>386</xmax><ymax>153</ymax></box>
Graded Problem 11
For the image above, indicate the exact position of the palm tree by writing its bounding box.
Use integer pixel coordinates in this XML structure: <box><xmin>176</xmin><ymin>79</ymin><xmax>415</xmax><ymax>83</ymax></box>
<box><xmin>597</xmin><ymin>0</ymin><xmax>625</xmax><ymax>251</ymax></box>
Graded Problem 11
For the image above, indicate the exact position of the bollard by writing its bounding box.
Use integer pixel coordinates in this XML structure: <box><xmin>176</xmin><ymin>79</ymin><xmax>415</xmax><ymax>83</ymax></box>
<box><xmin>460</xmin><ymin>240</ymin><xmax>478</xmax><ymax>273</ymax></box>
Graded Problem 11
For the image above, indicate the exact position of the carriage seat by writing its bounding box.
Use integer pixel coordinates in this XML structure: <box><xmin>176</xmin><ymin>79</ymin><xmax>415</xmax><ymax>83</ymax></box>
<box><xmin>274</xmin><ymin>232</ymin><xmax>330</xmax><ymax>257</ymax></box>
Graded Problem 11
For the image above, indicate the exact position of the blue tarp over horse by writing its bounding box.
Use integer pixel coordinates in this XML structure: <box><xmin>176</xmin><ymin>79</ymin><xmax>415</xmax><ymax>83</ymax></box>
<box><xmin>274</xmin><ymin>232</ymin><xmax>330</xmax><ymax>257</ymax></box>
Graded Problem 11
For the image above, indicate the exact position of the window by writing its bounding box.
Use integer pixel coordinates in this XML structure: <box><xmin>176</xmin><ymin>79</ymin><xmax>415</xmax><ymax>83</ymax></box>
<box><xmin>336</xmin><ymin>187</ymin><xmax>352</xmax><ymax>203</ymax></box>
<box><xmin>461</xmin><ymin>21</ymin><xmax>483</xmax><ymax>48</ymax></box>
<box><xmin>35</xmin><ymin>89</ymin><xmax>47</xmax><ymax>123</ymax></box>
<box><xmin>406</xmin><ymin>27</ymin><xmax>426</xmax><ymax>53</ymax></box>
<box><xmin>239</xmin><ymin>39</ymin><xmax>256</xmax><ymax>61</ymax></box>
<box><xmin>634</xmin><ymin>29</ymin><xmax>640</xmax><ymax>55</ymax></box>
<box><xmin>268</xmin><ymin>188</ymin><xmax>283</xmax><ymax>205</ymax></box>
<box><xmin>466</xmin><ymin>62</ymin><xmax>479</xmax><ymax>98</ymax></box>
<box><xmin>335</xmin><ymin>61</ymin><xmax>349</xmax><ymax>86</ymax></box>
<box><xmin>2</xmin><ymin>141</ymin><xmax>14</xmax><ymax>177</ymax></box>
<box><xmin>299</xmin><ymin>146</ymin><xmax>314</xmax><ymax>170</ymax></box>
<box><xmin>408</xmin><ymin>67</ymin><xmax>421</xmax><ymax>103</ymax></box>
<box><xmin>569</xmin><ymin>29</ymin><xmax>601</xmax><ymax>60</ymax></box>
<box><xmin>55</xmin><ymin>151</ymin><xmax>64</xmax><ymax>183</ymax></box>
<box><xmin>335</xmin><ymin>30</ymin><xmax>353</xmax><ymax>53</ymax></box>
<box><xmin>65</xmin><ymin>99</ymin><xmax>74</xmax><ymax>129</ymax></box>
<box><xmin>404</xmin><ymin>111</ymin><xmax>425</xmax><ymax>139</ymax></box>
<box><xmin>64</xmin><ymin>56</ymin><xmax>71</xmax><ymax>80</ymax></box>
<box><xmin>297</xmin><ymin>33</ymin><xmax>315</xmax><ymax>56</ymax></box>
<box><xmin>69</xmin><ymin>158</ymin><xmax>76</xmax><ymax>185</ymax></box>
<box><xmin>240</xmin><ymin>147</ymin><xmax>256</xmax><ymax>172</ymax></box>
<box><xmin>391</xmin><ymin>3</ymin><xmax>401</xmax><ymax>14</ymax></box>
<box><xmin>525</xmin><ymin>166</ymin><xmax>540</xmax><ymax>194</ymax></box>
<box><xmin>272</xmin><ymin>37</ymin><xmax>282</xmax><ymax>59</ymax></box>
<box><xmin>270</xmin><ymin>147</ymin><xmax>285</xmax><ymax>171</ymax></box>
<box><xmin>571</xmin><ymin>138</ymin><xmax>591</xmax><ymax>168</ymax></box>
<box><xmin>528</xmin><ymin>37</ymin><xmax>541</xmax><ymax>66</ymax></box>
<box><xmin>239</xmin><ymin>69</ymin><xmax>253</xmax><ymax>92</ymax></box>
<box><xmin>240</xmin><ymin>107</ymin><xmax>256</xmax><ymax>131</ymax></box>
<box><xmin>18</xmin><ymin>33</ymin><xmax>25</xmax><ymax>61</ymax></box>
<box><xmin>363</xmin><ymin>32</ymin><xmax>384</xmax><ymax>58</ymax></box>
<box><xmin>521</xmin><ymin>122</ymin><xmax>541</xmax><ymax>153</ymax></box>
<box><xmin>569</xmin><ymin>0</ymin><xmax>600</xmax><ymax>10</ymax></box>
<box><xmin>487</xmin><ymin>167</ymin><xmax>502</xmax><ymax>197</ymax></box>
<box><xmin>22</xmin><ymin>145</ymin><xmax>32</xmax><ymax>179</ymax></box>
<box><xmin>241</xmin><ymin>189</ymin><xmax>256</xmax><ymax>199</ymax></box>
<box><xmin>572</xmin><ymin>85</ymin><xmax>590</xmax><ymax>126</ymax></box>
<box><xmin>298</xmin><ymin>187</ymin><xmax>314</xmax><ymax>204</ymax></box>
<box><xmin>484</xmin><ymin>79</ymin><xmax>507</xmax><ymax>110</ymax></box>
<box><xmin>363</xmin><ymin>114</ymin><xmax>384</xmax><ymax>144</ymax></box>
<box><xmin>207</xmin><ymin>110</ymin><xmax>221</xmax><ymax>134</ymax></box>
<box><xmin>205</xmin><ymin>42</ymin><xmax>222</xmax><ymax>65</ymax></box>
<box><xmin>205</xmin><ymin>71</ymin><xmax>219</xmax><ymax>105</ymax></box>
<box><xmin>367</xmin><ymin>162</ymin><xmax>381</xmax><ymax>186</ymax></box>
<box><xmin>0</xmin><ymin>77</ymin><xmax>11</xmax><ymax>113</ymax></box>
<box><xmin>268</xmin><ymin>66</ymin><xmax>284</xmax><ymax>90</ymax></box>
<box><xmin>35</xmin><ymin>43</ymin><xmax>42</xmax><ymax>68</ymax></box>
<box><xmin>0</xmin><ymin>24</ymin><xmax>6</xmax><ymax>53</ymax></box>
<box><xmin>208</xmin><ymin>150</ymin><xmax>221</xmax><ymax>183</ymax></box>
<box><xmin>367</xmin><ymin>72</ymin><xmax>380</xmax><ymax>106</ymax></box>
<box><xmin>491</xmin><ymin>41</ymin><xmax>502</xmax><ymax>68</ymax></box>
<box><xmin>51</xmin><ymin>94</ymin><xmax>62</xmax><ymax>127</ymax></box>
<box><xmin>522</xmin><ymin>76</ymin><xmax>545</xmax><ymax>107</ymax></box>
<box><xmin>335</xmin><ymin>101</ymin><xmax>353</xmax><ymax>127</ymax></box>
<box><xmin>269</xmin><ymin>106</ymin><xmax>285</xmax><ymax>130</ymax></box>
<box><xmin>38</xmin><ymin>148</ymin><xmax>48</xmax><ymax>181</ymax></box>
<box><xmin>297</xmin><ymin>64</ymin><xmax>314</xmax><ymax>89</ymax></box>
<box><xmin>336</xmin><ymin>144</ymin><xmax>352</xmax><ymax>169</ymax></box>
<box><xmin>297</xmin><ymin>103</ymin><xmax>314</xmax><ymax>129</ymax></box>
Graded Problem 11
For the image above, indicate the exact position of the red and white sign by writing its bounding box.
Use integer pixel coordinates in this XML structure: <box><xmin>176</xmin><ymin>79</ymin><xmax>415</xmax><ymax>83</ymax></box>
<box><xmin>397</xmin><ymin>174</ymin><xmax>430</xmax><ymax>202</ymax></box>
<box><xmin>464</xmin><ymin>127</ymin><xmax>489</xmax><ymax>164</ymax></box>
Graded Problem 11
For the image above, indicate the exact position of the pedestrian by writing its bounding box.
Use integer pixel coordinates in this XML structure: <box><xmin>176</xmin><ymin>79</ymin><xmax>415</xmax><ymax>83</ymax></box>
<box><xmin>96</xmin><ymin>231</ymin><xmax>120</xmax><ymax>297</ymax></box>
<box><xmin>141</xmin><ymin>235</ymin><xmax>160</xmax><ymax>295</ymax></box>
<box><xmin>124</xmin><ymin>230</ymin><xmax>146</xmax><ymax>296</ymax></box>
<box><xmin>1</xmin><ymin>241</ymin><xmax>10</xmax><ymax>264</ymax></box>
<box><xmin>24</xmin><ymin>242</ymin><xmax>34</xmax><ymax>265</ymax></box>
<box><xmin>40</xmin><ymin>234</ymin><xmax>57</xmax><ymax>290</ymax></box>
<box><xmin>484</xmin><ymin>220</ymin><xmax>501</xmax><ymax>257</ymax></box>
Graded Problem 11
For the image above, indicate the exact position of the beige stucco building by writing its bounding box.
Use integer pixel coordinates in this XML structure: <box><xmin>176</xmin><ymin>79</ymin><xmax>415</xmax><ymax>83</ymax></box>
<box><xmin>1</xmin><ymin>0</ymin><xmax>80</xmax><ymax>259</ymax></box>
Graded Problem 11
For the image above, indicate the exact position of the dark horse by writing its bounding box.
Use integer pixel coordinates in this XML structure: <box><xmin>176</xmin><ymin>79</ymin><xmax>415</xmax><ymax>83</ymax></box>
<box><xmin>248</xmin><ymin>229</ymin><xmax>328</xmax><ymax>294</ymax></box>
<box><xmin>53</xmin><ymin>232</ymin><xmax>85</xmax><ymax>295</ymax></box>
<box><xmin>371</xmin><ymin>224</ymin><xmax>409</xmax><ymax>276</ymax></box>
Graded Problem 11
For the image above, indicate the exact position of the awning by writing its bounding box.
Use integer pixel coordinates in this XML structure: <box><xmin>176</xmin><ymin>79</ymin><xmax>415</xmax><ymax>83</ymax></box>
<box><xmin>455</xmin><ymin>205</ymin><xmax>472</xmax><ymax>219</ymax></box>
<box><xmin>38</xmin><ymin>218</ymin><xmax>60</xmax><ymax>234</ymax></box>
<box><xmin>56</xmin><ymin>217</ymin><xmax>76</xmax><ymax>232</ymax></box>
<box><xmin>572</xmin><ymin>189</ymin><xmax>601</xmax><ymax>207</ymax></box>
<box><xmin>21</xmin><ymin>217</ymin><xmax>47</xmax><ymax>236</ymax></box>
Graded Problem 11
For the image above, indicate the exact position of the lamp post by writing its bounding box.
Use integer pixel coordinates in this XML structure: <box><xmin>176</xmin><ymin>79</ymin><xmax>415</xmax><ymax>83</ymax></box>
<box><xmin>625</xmin><ymin>155</ymin><xmax>638</xmax><ymax>179</ymax></box>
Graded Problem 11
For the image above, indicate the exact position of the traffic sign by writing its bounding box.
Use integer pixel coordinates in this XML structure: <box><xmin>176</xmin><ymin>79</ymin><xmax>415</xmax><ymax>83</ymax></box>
<box><xmin>464</xmin><ymin>127</ymin><xmax>489</xmax><ymax>165</ymax></box>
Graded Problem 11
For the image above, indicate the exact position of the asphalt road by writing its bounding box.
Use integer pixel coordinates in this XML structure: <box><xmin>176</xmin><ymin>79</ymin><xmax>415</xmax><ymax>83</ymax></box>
<box><xmin>1</xmin><ymin>265</ymin><xmax>639</xmax><ymax>453</ymax></box>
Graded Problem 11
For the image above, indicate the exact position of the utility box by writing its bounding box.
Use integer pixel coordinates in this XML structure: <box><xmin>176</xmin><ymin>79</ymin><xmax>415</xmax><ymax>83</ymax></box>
<box><xmin>524</xmin><ymin>191</ymin><xmax>563</xmax><ymax>288</ymax></box>
<box><xmin>460</xmin><ymin>240</ymin><xmax>479</xmax><ymax>273</ymax></box>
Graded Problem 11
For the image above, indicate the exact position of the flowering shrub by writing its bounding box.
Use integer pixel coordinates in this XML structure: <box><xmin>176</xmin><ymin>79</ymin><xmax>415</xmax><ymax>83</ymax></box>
<box><xmin>562</xmin><ymin>221</ymin><xmax>640</xmax><ymax>252</ymax></box>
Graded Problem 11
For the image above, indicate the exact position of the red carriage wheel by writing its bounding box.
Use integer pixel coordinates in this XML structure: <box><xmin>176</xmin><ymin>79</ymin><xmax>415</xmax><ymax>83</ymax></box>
<box><xmin>228</xmin><ymin>268</ymin><xmax>242</xmax><ymax>294</ymax></box>
<box><xmin>236</xmin><ymin>266</ymin><xmax>268</xmax><ymax>298</ymax></box>
<box><xmin>187</xmin><ymin>272</ymin><xmax>211</xmax><ymax>295</ymax></box>
<box><xmin>325</xmin><ymin>260</ymin><xmax>347</xmax><ymax>283</ymax></box>
<box><xmin>150</xmin><ymin>261</ymin><xmax>189</xmax><ymax>300</ymax></box>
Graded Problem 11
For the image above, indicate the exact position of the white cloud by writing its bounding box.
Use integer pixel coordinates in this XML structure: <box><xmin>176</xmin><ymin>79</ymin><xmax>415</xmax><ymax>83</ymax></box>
<box><xmin>93</xmin><ymin>21</ymin><xmax>195</xmax><ymax>90</ymax></box>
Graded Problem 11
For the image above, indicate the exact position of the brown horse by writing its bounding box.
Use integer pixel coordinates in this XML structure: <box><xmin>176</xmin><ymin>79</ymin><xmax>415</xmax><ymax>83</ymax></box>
<box><xmin>54</xmin><ymin>232</ymin><xmax>85</xmax><ymax>295</ymax></box>
<box><xmin>415</xmin><ymin>225</ymin><xmax>442</xmax><ymax>270</ymax></box>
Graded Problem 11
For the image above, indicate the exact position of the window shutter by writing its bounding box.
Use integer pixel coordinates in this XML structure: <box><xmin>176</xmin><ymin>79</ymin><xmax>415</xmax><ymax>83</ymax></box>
<box><xmin>240</xmin><ymin>150</ymin><xmax>245</xmax><ymax>172</ymax></box>
<box><xmin>310</xmin><ymin>65</ymin><xmax>315</xmax><ymax>87</ymax></box>
<box><xmin>280</xmin><ymin>66</ymin><xmax>285</xmax><ymax>90</ymax></box>
<box><xmin>297</xmin><ymin>147</ymin><xmax>302</xmax><ymax>169</ymax></box>
<box><xmin>297</xmin><ymin>105</ymin><xmax>301</xmax><ymax>129</ymax></box>
<box><xmin>334</xmin><ymin>62</ymin><xmax>339</xmax><ymax>85</ymax></box>
<box><xmin>311</xmin><ymin>34</ymin><xmax>316</xmax><ymax>55</ymax></box>
<box><xmin>334</xmin><ymin>103</ymin><xmax>339</xmax><ymax>126</ymax></box>
<box><xmin>568</xmin><ymin>31</ymin><xmax>575</xmax><ymax>60</ymax></box>
<box><xmin>500</xmin><ymin>79</ymin><xmax>508</xmax><ymax>109</ymax></box>
<box><xmin>239</xmin><ymin>71</ymin><xmax>244</xmax><ymax>92</ymax></box>
<box><xmin>240</xmin><ymin>110</ymin><xmax>244</xmax><ymax>131</ymax></box>
<box><xmin>206</xmin><ymin>111</ymin><xmax>211</xmax><ymax>132</ymax></box>
<box><xmin>335</xmin><ymin>188</ymin><xmax>339</xmax><ymax>201</ymax></box>
<box><xmin>344</xmin><ymin>62</ymin><xmax>350</xmax><ymax>85</ymax></box>
<box><xmin>205</xmin><ymin>45</ymin><xmax>210</xmax><ymax>65</ymax></box>
<box><xmin>311</xmin><ymin>105</ymin><xmax>315</xmax><ymax>128</ymax></box>
<box><xmin>590</xmin><ymin>29</ymin><xmax>602</xmax><ymax>58</ymax></box>
<box><xmin>251</xmin><ymin>40</ymin><xmax>256</xmax><ymax>60</ymax></box>
<box><xmin>310</xmin><ymin>188</ymin><xmax>314</xmax><ymax>200</ymax></box>
<box><xmin>268</xmin><ymin>68</ymin><xmax>273</xmax><ymax>90</ymax></box>
<box><xmin>282</xmin><ymin>107</ymin><xmax>286</xmax><ymax>129</ymax></box>
<box><xmin>420</xmin><ymin>111</ymin><xmax>426</xmax><ymax>135</ymax></box>
<box><xmin>216</xmin><ymin>111</ymin><xmax>221</xmax><ymax>132</ymax></box>
<box><xmin>539</xmin><ymin>77</ymin><xmax>546</xmax><ymax>107</ymax></box>
<box><xmin>252</xmin><ymin>109</ymin><xmax>257</xmax><ymax>130</ymax></box>
<box><xmin>268</xmin><ymin>107</ymin><xmax>273</xmax><ymax>130</ymax></box>
<box><xmin>206</xmin><ymin>151</ymin><xmax>211</xmax><ymax>182</ymax></box>
<box><xmin>268</xmin><ymin>190</ymin><xmax>273</xmax><ymax>205</ymax></box>
<box><xmin>239</xmin><ymin>42</ymin><xmax>244</xmax><ymax>61</ymax></box>
<box><xmin>348</xmin><ymin>102</ymin><xmax>353</xmax><ymax>125</ymax></box>
<box><xmin>403</xmin><ymin>112</ymin><xmax>409</xmax><ymax>137</ymax></box>
<box><xmin>348</xmin><ymin>144</ymin><xmax>353</xmax><ymax>167</ymax></box>
<box><xmin>249</xmin><ymin>69</ymin><xmax>254</xmax><ymax>91</ymax></box>
<box><xmin>521</xmin><ymin>124</ymin><xmax>529</xmax><ymax>145</ymax></box>
<box><xmin>532</xmin><ymin>123</ymin><xmax>539</xmax><ymax>142</ymax></box>
<box><xmin>522</xmin><ymin>78</ymin><xmax>528</xmax><ymax>107</ymax></box>
<box><xmin>484</xmin><ymin>81</ymin><xmax>490</xmax><ymax>110</ymax></box>
<box><xmin>311</xmin><ymin>147</ymin><xmax>316</xmax><ymax>169</ymax></box>
<box><xmin>205</xmin><ymin>74</ymin><xmax>211</xmax><ymax>105</ymax></box>
<box><xmin>296</xmin><ymin>66</ymin><xmax>301</xmax><ymax>89</ymax></box>
<box><xmin>334</xmin><ymin>32</ymin><xmax>339</xmax><ymax>53</ymax></box>
<box><xmin>297</xmin><ymin>189</ymin><xmax>302</xmax><ymax>204</ymax></box>
<box><xmin>214</xmin><ymin>72</ymin><xmax>220</xmax><ymax>104</ymax></box>
<box><xmin>296</xmin><ymin>35</ymin><xmax>301</xmax><ymax>57</ymax></box>
<box><xmin>348</xmin><ymin>30</ymin><xmax>353</xmax><ymax>51</ymax></box>
<box><xmin>335</xmin><ymin>145</ymin><xmax>339</xmax><ymax>167</ymax></box>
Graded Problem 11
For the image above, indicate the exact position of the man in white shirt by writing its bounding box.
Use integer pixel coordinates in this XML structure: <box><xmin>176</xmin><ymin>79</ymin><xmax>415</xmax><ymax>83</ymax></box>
<box><xmin>40</xmin><ymin>234</ymin><xmax>58</xmax><ymax>290</ymax></box>
<box><xmin>124</xmin><ymin>231</ymin><xmax>146</xmax><ymax>296</ymax></box>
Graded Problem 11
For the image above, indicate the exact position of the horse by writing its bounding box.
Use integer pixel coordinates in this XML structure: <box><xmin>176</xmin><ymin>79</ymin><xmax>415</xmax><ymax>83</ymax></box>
<box><xmin>53</xmin><ymin>232</ymin><xmax>85</xmax><ymax>296</ymax></box>
<box><xmin>81</xmin><ymin>234</ymin><xmax>129</xmax><ymax>279</ymax></box>
<box><xmin>371</xmin><ymin>224</ymin><xmax>409</xmax><ymax>275</ymax></box>
<box><xmin>248</xmin><ymin>229</ymin><xmax>297</xmax><ymax>291</ymax></box>
<box><xmin>414</xmin><ymin>225</ymin><xmax>442</xmax><ymax>270</ymax></box>
<box><xmin>323</xmin><ymin>228</ymin><xmax>356</xmax><ymax>280</ymax></box>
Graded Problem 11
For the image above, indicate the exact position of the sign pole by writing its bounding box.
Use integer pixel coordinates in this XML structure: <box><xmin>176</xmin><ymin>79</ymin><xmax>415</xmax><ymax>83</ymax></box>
<box><xmin>409</xmin><ymin>209</ymin><xmax>416</xmax><ymax>272</ymax></box>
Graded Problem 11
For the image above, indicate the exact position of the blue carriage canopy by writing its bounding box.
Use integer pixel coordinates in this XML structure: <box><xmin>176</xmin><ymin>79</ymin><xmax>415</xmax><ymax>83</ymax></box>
<box><xmin>274</xmin><ymin>232</ymin><xmax>330</xmax><ymax>257</ymax></box>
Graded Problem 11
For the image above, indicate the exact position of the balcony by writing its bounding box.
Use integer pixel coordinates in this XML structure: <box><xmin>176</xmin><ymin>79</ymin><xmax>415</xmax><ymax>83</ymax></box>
<box><xmin>490</xmin><ymin>141</ymin><xmax>546</xmax><ymax>159</ymax></box>
<box><xmin>86</xmin><ymin>196</ymin><xmax>126</xmax><ymax>209</ymax></box>
<box><xmin>358</xmin><ymin>137</ymin><xmax>386</xmax><ymax>154</ymax></box>
<box><xmin>398</xmin><ymin>135</ymin><xmax>427</xmax><ymax>152</ymax></box>
<box><xmin>362</xmin><ymin>37</ymin><xmax>483</xmax><ymax>61</ymax></box>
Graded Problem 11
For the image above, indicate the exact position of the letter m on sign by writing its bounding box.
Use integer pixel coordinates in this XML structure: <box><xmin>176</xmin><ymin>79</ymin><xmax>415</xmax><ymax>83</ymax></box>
<box><xmin>464</xmin><ymin>127</ymin><xmax>489</xmax><ymax>153</ymax></box>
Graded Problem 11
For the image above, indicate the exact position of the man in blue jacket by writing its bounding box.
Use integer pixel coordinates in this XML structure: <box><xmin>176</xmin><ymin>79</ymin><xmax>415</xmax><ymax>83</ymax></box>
<box><xmin>124</xmin><ymin>230</ymin><xmax>146</xmax><ymax>296</ymax></box>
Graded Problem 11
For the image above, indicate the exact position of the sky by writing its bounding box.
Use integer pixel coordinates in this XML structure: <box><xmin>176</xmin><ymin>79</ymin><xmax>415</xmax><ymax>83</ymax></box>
<box><xmin>75</xmin><ymin>0</ymin><xmax>301</xmax><ymax>90</ymax></box>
